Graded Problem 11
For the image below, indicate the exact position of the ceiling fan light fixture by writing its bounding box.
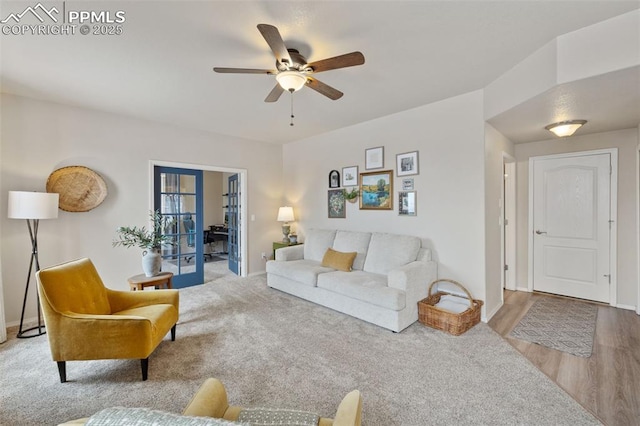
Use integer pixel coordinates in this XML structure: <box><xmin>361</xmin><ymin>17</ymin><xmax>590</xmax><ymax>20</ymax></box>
<box><xmin>276</xmin><ymin>71</ymin><xmax>307</xmax><ymax>92</ymax></box>
<box><xmin>545</xmin><ymin>120</ymin><xmax>587</xmax><ymax>137</ymax></box>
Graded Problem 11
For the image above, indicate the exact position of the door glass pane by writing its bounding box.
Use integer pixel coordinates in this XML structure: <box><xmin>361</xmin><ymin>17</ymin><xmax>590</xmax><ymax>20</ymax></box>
<box><xmin>182</xmin><ymin>195</ymin><xmax>196</xmax><ymax>216</ymax></box>
<box><xmin>181</xmin><ymin>175</ymin><xmax>196</xmax><ymax>193</ymax></box>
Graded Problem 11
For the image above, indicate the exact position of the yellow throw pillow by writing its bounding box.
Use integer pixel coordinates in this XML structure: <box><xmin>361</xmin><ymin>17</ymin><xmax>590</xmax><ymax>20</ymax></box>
<box><xmin>321</xmin><ymin>248</ymin><xmax>357</xmax><ymax>272</ymax></box>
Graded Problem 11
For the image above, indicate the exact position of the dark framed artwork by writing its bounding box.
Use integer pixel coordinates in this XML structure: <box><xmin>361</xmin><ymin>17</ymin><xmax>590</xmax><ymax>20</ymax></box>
<box><xmin>365</xmin><ymin>146</ymin><xmax>384</xmax><ymax>170</ymax></box>
<box><xmin>328</xmin><ymin>189</ymin><xmax>346</xmax><ymax>218</ymax></box>
<box><xmin>342</xmin><ymin>166</ymin><xmax>358</xmax><ymax>187</ymax></box>
<box><xmin>398</xmin><ymin>191</ymin><xmax>417</xmax><ymax>216</ymax></box>
<box><xmin>396</xmin><ymin>151</ymin><xmax>419</xmax><ymax>176</ymax></box>
<box><xmin>359</xmin><ymin>170</ymin><xmax>393</xmax><ymax>210</ymax></box>
<box><xmin>329</xmin><ymin>170</ymin><xmax>340</xmax><ymax>188</ymax></box>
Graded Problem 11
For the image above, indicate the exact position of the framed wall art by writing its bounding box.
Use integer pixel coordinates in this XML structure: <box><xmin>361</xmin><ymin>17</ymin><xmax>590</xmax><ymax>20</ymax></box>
<box><xmin>329</xmin><ymin>170</ymin><xmax>340</xmax><ymax>188</ymax></box>
<box><xmin>396</xmin><ymin>151</ymin><xmax>419</xmax><ymax>176</ymax></box>
<box><xmin>401</xmin><ymin>178</ymin><xmax>414</xmax><ymax>190</ymax></box>
<box><xmin>328</xmin><ymin>189</ymin><xmax>346</xmax><ymax>218</ymax></box>
<box><xmin>359</xmin><ymin>170</ymin><xmax>393</xmax><ymax>210</ymax></box>
<box><xmin>365</xmin><ymin>146</ymin><xmax>384</xmax><ymax>170</ymax></box>
<box><xmin>398</xmin><ymin>191</ymin><xmax>417</xmax><ymax>216</ymax></box>
<box><xmin>342</xmin><ymin>166</ymin><xmax>358</xmax><ymax>186</ymax></box>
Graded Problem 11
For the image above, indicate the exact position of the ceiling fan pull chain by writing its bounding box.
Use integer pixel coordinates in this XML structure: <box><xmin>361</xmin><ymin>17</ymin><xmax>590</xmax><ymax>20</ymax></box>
<box><xmin>290</xmin><ymin>90</ymin><xmax>295</xmax><ymax>126</ymax></box>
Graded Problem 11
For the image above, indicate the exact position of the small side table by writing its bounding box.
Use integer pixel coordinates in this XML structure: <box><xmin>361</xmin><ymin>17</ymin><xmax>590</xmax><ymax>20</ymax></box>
<box><xmin>273</xmin><ymin>241</ymin><xmax>302</xmax><ymax>259</ymax></box>
<box><xmin>128</xmin><ymin>272</ymin><xmax>173</xmax><ymax>291</ymax></box>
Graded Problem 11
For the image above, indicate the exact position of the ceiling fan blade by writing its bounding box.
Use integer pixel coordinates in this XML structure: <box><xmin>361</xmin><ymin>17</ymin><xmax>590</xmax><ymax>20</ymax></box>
<box><xmin>213</xmin><ymin>67</ymin><xmax>276</xmax><ymax>74</ymax></box>
<box><xmin>257</xmin><ymin>24</ymin><xmax>292</xmax><ymax>67</ymax></box>
<box><xmin>305</xmin><ymin>51</ymin><xmax>365</xmax><ymax>73</ymax></box>
<box><xmin>306</xmin><ymin>77</ymin><xmax>343</xmax><ymax>100</ymax></box>
<box><xmin>264</xmin><ymin>84</ymin><xmax>285</xmax><ymax>103</ymax></box>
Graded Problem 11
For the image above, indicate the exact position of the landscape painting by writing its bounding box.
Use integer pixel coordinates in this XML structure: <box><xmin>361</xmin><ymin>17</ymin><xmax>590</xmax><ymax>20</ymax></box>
<box><xmin>359</xmin><ymin>170</ymin><xmax>393</xmax><ymax>210</ymax></box>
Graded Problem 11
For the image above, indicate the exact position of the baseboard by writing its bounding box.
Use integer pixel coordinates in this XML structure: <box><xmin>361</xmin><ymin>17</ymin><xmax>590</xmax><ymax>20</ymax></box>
<box><xmin>482</xmin><ymin>301</ymin><xmax>503</xmax><ymax>323</ymax></box>
<box><xmin>616</xmin><ymin>303</ymin><xmax>636</xmax><ymax>311</ymax></box>
<box><xmin>248</xmin><ymin>271</ymin><xmax>267</xmax><ymax>278</ymax></box>
<box><xmin>516</xmin><ymin>286</ymin><xmax>530</xmax><ymax>292</ymax></box>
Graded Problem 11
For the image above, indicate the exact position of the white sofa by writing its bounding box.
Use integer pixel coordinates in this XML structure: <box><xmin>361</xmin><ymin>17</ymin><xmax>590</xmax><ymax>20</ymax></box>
<box><xmin>266</xmin><ymin>229</ymin><xmax>437</xmax><ymax>332</ymax></box>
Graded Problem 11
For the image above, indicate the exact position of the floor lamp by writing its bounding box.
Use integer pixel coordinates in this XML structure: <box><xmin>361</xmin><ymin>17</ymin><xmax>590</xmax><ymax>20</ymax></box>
<box><xmin>7</xmin><ymin>191</ymin><xmax>59</xmax><ymax>339</ymax></box>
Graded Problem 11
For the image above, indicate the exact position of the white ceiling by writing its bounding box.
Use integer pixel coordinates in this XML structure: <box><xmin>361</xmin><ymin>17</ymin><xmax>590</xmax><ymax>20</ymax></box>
<box><xmin>1</xmin><ymin>1</ymin><xmax>639</xmax><ymax>144</ymax></box>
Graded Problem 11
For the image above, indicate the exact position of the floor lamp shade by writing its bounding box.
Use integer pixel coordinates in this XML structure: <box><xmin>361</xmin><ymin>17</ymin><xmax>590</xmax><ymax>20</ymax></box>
<box><xmin>8</xmin><ymin>191</ymin><xmax>59</xmax><ymax>219</ymax></box>
<box><xmin>7</xmin><ymin>191</ymin><xmax>59</xmax><ymax>338</ymax></box>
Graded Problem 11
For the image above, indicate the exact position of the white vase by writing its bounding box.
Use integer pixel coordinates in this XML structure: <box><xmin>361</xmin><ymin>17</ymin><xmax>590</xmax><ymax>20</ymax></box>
<box><xmin>141</xmin><ymin>249</ymin><xmax>161</xmax><ymax>277</ymax></box>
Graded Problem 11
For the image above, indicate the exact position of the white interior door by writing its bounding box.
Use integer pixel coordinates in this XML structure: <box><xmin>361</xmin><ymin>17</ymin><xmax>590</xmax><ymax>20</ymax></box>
<box><xmin>531</xmin><ymin>152</ymin><xmax>612</xmax><ymax>303</ymax></box>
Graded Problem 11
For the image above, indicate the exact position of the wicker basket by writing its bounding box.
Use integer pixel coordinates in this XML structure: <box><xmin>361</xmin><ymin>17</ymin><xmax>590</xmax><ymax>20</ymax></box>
<box><xmin>418</xmin><ymin>279</ymin><xmax>483</xmax><ymax>335</ymax></box>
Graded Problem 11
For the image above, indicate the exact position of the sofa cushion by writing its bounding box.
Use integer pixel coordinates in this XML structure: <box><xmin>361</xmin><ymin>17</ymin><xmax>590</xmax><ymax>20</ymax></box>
<box><xmin>363</xmin><ymin>233</ymin><xmax>421</xmax><ymax>275</ymax></box>
<box><xmin>266</xmin><ymin>259</ymin><xmax>334</xmax><ymax>287</ymax></box>
<box><xmin>321</xmin><ymin>248</ymin><xmax>357</xmax><ymax>272</ymax></box>
<box><xmin>303</xmin><ymin>229</ymin><xmax>337</xmax><ymax>262</ymax></box>
<box><xmin>86</xmin><ymin>407</ymin><xmax>245</xmax><ymax>426</ymax></box>
<box><xmin>317</xmin><ymin>271</ymin><xmax>406</xmax><ymax>311</ymax></box>
<box><xmin>332</xmin><ymin>231</ymin><xmax>371</xmax><ymax>271</ymax></box>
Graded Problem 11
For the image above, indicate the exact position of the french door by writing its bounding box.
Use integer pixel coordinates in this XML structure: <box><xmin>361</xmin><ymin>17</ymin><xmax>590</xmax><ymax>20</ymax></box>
<box><xmin>227</xmin><ymin>174</ymin><xmax>240</xmax><ymax>275</ymax></box>
<box><xmin>154</xmin><ymin>166</ymin><xmax>204</xmax><ymax>288</ymax></box>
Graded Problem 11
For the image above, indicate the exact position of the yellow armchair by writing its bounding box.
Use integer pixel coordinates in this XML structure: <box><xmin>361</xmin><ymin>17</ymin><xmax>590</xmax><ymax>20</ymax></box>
<box><xmin>36</xmin><ymin>258</ymin><xmax>179</xmax><ymax>383</ymax></box>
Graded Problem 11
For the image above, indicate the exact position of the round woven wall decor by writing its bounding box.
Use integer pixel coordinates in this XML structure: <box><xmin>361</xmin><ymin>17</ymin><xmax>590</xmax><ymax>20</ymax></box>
<box><xmin>46</xmin><ymin>166</ymin><xmax>108</xmax><ymax>212</ymax></box>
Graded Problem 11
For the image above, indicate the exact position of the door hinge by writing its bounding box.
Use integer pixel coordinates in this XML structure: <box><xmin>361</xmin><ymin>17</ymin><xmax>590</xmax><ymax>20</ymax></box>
<box><xmin>504</xmin><ymin>264</ymin><xmax>509</xmax><ymax>271</ymax></box>
<box><xmin>604</xmin><ymin>274</ymin><xmax>611</xmax><ymax>284</ymax></box>
<box><xmin>504</xmin><ymin>218</ymin><xmax>509</xmax><ymax>226</ymax></box>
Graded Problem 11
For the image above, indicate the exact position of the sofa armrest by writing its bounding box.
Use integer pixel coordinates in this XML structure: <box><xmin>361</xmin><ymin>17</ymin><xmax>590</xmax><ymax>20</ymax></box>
<box><xmin>275</xmin><ymin>244</ymin><xmax>304</xmax><ymax>261</ymax></box>
<box><xmin>107</xmin><ymin>288</ymin><xmax>179</xmax><ymax>313</ymax></box>
<box><xmin>387</xmin><ymin>260</ymin><xmax>437</xmax><ymax>303</ymax></box>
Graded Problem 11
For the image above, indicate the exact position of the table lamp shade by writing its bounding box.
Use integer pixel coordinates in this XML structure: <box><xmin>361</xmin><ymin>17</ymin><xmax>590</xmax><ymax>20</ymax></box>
<box><xmin>277</xmin><ymin>206</ymin><xmax>294</xmax><ymax>222</ymax></box>
<box><xmin>8</xmin><ymin>191</ymin><xmax>59</xmax><ymax>219</ymax></box>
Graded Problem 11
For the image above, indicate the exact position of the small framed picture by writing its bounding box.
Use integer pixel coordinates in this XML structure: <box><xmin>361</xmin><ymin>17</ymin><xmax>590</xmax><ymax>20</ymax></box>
<box><xmin>328</xmin><ymin>189</ymin><xmax>346</xmax><ymax>218</ymax></box>
<box><xmin>342</xmin><ymin>166</ymin><xmax>358</xmax><ymax>187</ymax></box>
<box><xmin>329</xmin><ymin>170</ymin><xmax>340</xmax><ymax>188</ymax></box>
<box><xmin>402</xmin><ymin>178</ymin><xmax>414</xmax><ymax>190</ymax></box>
<box><xmin>365</xmin><ymin>146</ymin><xmax>384</xmax><ymax>170</ymax></box>
<box><xmin>398</xmin><ymin>191</ymin><xmax>417</xmax><ymax>216</ymax></box>
<box><xmin>396</xmin><ymin>151</ymin><xmax>419</xmax><ymax>176</ymax></box>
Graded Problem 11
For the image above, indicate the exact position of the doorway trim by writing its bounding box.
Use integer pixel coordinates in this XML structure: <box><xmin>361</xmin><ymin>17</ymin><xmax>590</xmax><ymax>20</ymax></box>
<box><xmin>501</xmin><ymin>153</ymin><xmax>516</xmax><ymax>293</ymax></box>
<box><xmin>637</xmin><ymin>143</ymin><xmax>640</xmax><ymax>315</ymax></box>
<box><xmin>150</xmin><ymin>160</ymin><xmax>248</xmax><ymax>278</ymax></box>
<box><xmin>527</xmin><ymin>148</ymin><xmax>618</xmax><ymax>306</ymax></box>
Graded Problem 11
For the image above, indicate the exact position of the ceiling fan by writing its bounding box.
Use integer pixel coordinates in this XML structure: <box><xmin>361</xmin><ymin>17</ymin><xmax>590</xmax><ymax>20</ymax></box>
<box><xmin>213</xmin><ymin>24</ymin><xmax>365</xmax><ymax>103</ymax></box>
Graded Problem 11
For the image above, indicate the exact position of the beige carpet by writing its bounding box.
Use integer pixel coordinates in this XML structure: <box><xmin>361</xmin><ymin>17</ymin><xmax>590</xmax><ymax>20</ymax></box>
<box><xmin>1</xmin><ymin>274</ymin><xmax>601</xmax><ymax>425</ymax></box>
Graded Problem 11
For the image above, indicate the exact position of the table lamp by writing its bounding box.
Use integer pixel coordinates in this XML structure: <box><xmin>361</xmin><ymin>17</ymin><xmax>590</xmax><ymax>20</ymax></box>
<box><xmin>8</xmin><ymin>191</ymin><xmax>59</xmax><ymax>338</ymax></box>
<box><xmin>277</xmin><ymin>206</ymin><xmax>295</xmax><ymax>243</ymax></box>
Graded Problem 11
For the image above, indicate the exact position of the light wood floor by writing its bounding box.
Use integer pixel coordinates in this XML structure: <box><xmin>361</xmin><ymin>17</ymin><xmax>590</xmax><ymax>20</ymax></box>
<box><xmin>488</xmin><ymin>290</ymin><xmax>640</xmax><ymax>426</ymax></box>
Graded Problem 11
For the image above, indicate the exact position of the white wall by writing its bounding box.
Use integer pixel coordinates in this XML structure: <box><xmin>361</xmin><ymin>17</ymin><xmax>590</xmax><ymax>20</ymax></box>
<box><xmin>203</xmin><ymin>171</ymin><xmax>223</xmax><ymax>226</ymax></box>
<box><xmin>484</xmin><ymin>124</ymin><xmax>515</xmax><ymax>318</ymax></box>
<box><xmin>283</xmin><ymin>91</ymin><xmax>488</xmax><ymax>313</ymax></box>
<box><xmin>514</xmin><ymin>128</ymin><xmax>639</xmax><ymax>308</ymax></box>
<box><xmin>0</xmin><ymin>94</ymin><xmax>283</xmax><ymax>326</ymax></box>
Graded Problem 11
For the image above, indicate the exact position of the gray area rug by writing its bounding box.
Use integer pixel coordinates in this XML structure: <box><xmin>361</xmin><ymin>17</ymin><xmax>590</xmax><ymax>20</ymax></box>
<box><xmin>510</xmin><ymin>297</ymin><xmax>598</xmax><ymax>358</ymax></box>
<box><xmin>1</xmin><ymin>274</ymin><xmax>601</xmax><ymax>425</ymax></box>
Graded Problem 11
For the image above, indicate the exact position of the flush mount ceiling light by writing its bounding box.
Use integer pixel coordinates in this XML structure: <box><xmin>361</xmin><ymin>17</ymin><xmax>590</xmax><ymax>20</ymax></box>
<box><xmin>275</xmin><ymin>71</ymin><xmax>307</xmax><ymax>92</ymax></box>
<box><xmin>544</xmin><ymin>120</ymin><xmax>587</xmax><ymax>137</ymax></box>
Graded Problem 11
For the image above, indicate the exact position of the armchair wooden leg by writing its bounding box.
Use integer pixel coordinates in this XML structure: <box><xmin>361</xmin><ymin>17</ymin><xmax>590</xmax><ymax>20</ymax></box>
<box><xmin>57</xmin><ymin>361</ymin><xmax>67</xmax><ymax>383</ymax></box>
<box><xmin>171</xmin><ymin>324</ymin><xmax>176</xmax><ymax>341</ymax></box>
<box><xmin>141</xmin><ymin>358</ymin><xmax>149</xmax><ymax>381</ymax></box>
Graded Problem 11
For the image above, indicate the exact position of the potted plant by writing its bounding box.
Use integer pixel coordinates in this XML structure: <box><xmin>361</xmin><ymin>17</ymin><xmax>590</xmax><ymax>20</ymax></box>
<box><xmin>343</xmin><ymin>187</ymin><xmax>359</xmax><ymax>203</ymax></box>
<box><xmin>113</xmin><ymin>210</ymin><xmax>174</xmax><ymax>277</ymax></box>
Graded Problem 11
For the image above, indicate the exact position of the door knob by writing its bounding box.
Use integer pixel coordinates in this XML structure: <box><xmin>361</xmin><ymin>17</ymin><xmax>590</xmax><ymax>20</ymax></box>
<box><xmin>535</xmin><ymin>230</ymin><xmax>547</xmax><ymax>235</ymax></box>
